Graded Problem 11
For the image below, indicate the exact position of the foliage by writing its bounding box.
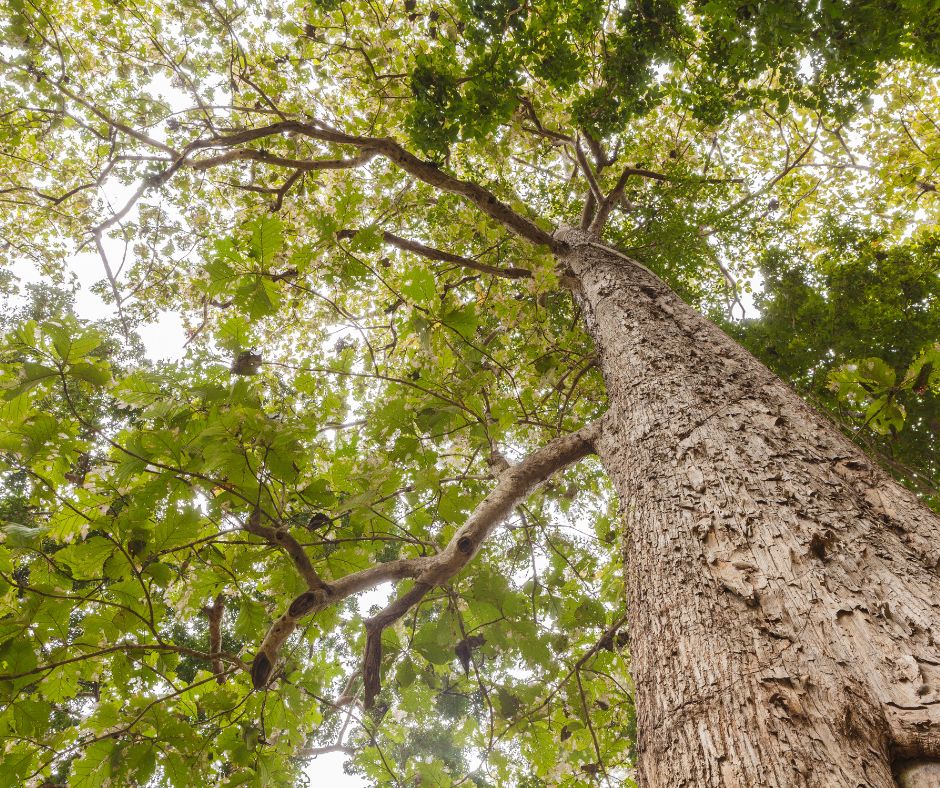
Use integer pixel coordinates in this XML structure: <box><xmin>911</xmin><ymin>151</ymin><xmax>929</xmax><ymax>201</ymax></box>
<box><xmin>732</xmin><ymin>223</ymin><xmax>940</xmax><ymax>508</ymax></box>
<box><xmin>0</xmin><ymin>0</ymin><xmax>936</xmax><ymax>785</ymax></box>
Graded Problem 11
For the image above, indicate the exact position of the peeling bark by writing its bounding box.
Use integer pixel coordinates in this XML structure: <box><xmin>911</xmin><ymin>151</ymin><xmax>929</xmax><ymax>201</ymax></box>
<box><xmin>559</xmin><ymin>228</ymin><xmax>940</xmax><ymax>786</ymax></box>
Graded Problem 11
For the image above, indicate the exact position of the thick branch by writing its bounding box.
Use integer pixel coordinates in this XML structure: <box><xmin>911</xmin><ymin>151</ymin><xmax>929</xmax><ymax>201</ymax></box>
<box><xmin>581</xmin><ymin>131</ymin><xmax>615</xmax><ymax>169</ymax></box>
<box><xmin>298</xmin><ymin>743</ymin><xmax>354</xmax><ymax>757</ymax></box>
<box><xmin>250</xmin><ymin>557</ymin><xmax>428</xmax><ymax>689</ymax></box>
<box><xmin>243</xmin><ymin>508</ymin><xmax>330</xmax><ymax>593</ymax></box>
<box><xmin>203</xmin><ymin>594</ymin><xmax>226</xmax><ymax>684</ymax></box>
<box><xmin>75</xmin><ymin>115</ymin><xmax>561</xmax><ymax>309</ymax></box>
<box><xmin>590</xmin><ymin>165</ymin><xmax>745</xmax><ymax>234</ymax></box>
<box><xmin>574</xmin><ymin>137</ymin><xmax>604</xmax><ymax>205</ymax></box>
<box><xmin>249</xmin><ymin>421</ymin><xmax>601</xmax><ymax>692</ymax></box>
<box><xmin>580</xmin><ymin>190</ymin><xmax>597</xmax><ymax>231</ymax></box>
<box><xmin>181</xmin><ymin>121</ymin><xmax>563</xmax><ymax>252</ymax></box>
<box><xmin>363</xmin><ymin>582</ymin><xmax>432</xmax><ymax>707</ymax></box>
<box><xmin>189</xmin><ymin>148</ymin><xmax>377</xmax><ymax>172</ymax></box>
<box><xmin>418</xmin><ymin>421</ymin><xmax>600</xmax><ymax>583</ymax></box>
<box><xmin>337</xmin><ymin>228</ymin><xmax>532</xmax><ymax>280</ymax></box>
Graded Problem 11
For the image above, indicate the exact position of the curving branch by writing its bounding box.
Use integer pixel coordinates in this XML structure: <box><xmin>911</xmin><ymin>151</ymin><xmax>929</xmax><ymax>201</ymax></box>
<box><xmin>573</xmin><ymin>136</ymin><xmax>604</xmax><ymax>205</ymax></box>
<box><xmin>82</xmin><ymin>117</ymin><xmax>562</xmax><ymax>253</ymax></box>
<box><xmin>336</xmin><ymin>228</ymin><xmax>532</xmax><ymax>280</ymax></box>
<box><xmin>242</xmin><ymin>508</ymin><xmax>330</xmax><ymax>593</ymax></box>
<box><xmin>252</xmin><ymin>121</ymin><xmax>563</xmax><ymax>251</ymax></box>
<box><xmin>31</xmin><ymin>76</ymin><xmax>566</xmax><ymax>300</ymax></box>
<box><xmin>250</xmin><ymin>557</ymin><xmax>428</xmax><ymax>689</ymax></box>
<box><xmin>248</xmin><ymin>420</ymin><xmax>602</xmax><ymax>696</ymax></box>
<box><xmin>362</xmin><ymin>582</ymin><xmax>432</xmax><ymax>706</ymax></box>
<box><xmin>589</xmin><ymin>165</ymin><xmax>745</xmax><ymax>235</ymax></box>
<box><xmin>188</xmin><ymin>147</ymin><xmax>378</xmax><ymax>172</ymax></box>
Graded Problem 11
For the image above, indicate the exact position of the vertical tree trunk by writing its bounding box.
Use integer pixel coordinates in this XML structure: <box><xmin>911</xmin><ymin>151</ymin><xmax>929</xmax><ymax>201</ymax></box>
<box><xmin>559</xmin><ymin>229</ymin><xmax>940</xmax><ymax>786</ymax></box>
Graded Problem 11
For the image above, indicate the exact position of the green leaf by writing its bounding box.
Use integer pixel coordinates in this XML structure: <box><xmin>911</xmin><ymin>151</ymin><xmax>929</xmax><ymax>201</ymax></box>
<box><xmin>235</xmin><ymin>598</ymin><xmax>269</xmax><ymax>639</ymax></box>
<box><xmin>47</xmin><ymin>507</ymin><xmax>91</xmax><ymax>543</ymax></box>
<box><xmin>41</xmin><ymin>662</ymin><xmax>81</xmax><ymax>703</ymax></box>
<box><xmin>401</xmin><ymin>268</ymin><xmax>437</xmax><ymax>305</ymax></box>
<box><xmin>68</xmin><ymin>360</ymin><xmax>112</xmax><ymax>386</ymax></box>
<box><xmin>120</xmin><ymin>743</ymin><xmax>157</xmax><ymax>785</ymax></box>
<box><xmin>152</xmin><ymin>508</ymin><xmax>203</xmax><ymax>553</ymax></box>
<box><xmin>856</xmin><ymin>357</ymin><xmax>896</xmax><ymax>389</ymax></box>
<box><xmin>1</xmin><ymin>522</ymin><xmax>47</xmax><ymax>547</ymax></box>
<box><xmin>113</xmin><ymin>371</ymin><xmax>166</xmax><ymax>407</ymax></box>
<box><xmin>415</xmin><ymin>405</ymin><xmax>457</xmax><ymax>433</ymax></box>
<box><xmin>163</xmin><ymin>751</ymin><xmax>195</xmax><ymax>787</ymax></box>
<box><xmin>68</xmin><ymin>330</ymin><xmax>104</xmax><ymax>360</ymax></box>
<box><xmin>0</xmin><ymin>392</ymin><xmax>31</xmax><ymax>426</ymax></box>
<box><xmin>205</xmin><ymin>255</ymin><xmax>240</xmax><ymax>294</ymax></box>
<box><xmin>0</xmin><ymin>749</ymin><xmax>33</xmax><ymax>784</ymax></box>
<box><xmin>70</xmin><ymin>740</ymin><xmax>114</xmax><ymax>788</ymax></box>
<box><xmin>904</xmin><ymin>343</ymin><xmax>940</xmax><ymax>392</ymax></box>
<box><xmin>349</xmin><ymin>225</ymin><xmax>383</xmax><ymax>252</ymax></box>
<box><xmin>866</xmin><ymin>398</ymin><xmax>906</xmax><ymax>435</ymax></box>
<box><xmin>13</xmin><ymin>697</ymin><xmax>51</xmax><ymax>737</ymax></box>
<box><xmin>21</xmin><ymin>362</ymin><xmax>58</xmax><ymax>384</ymax></box>
<box><xmin>442</xmin><ymin>305</ymin><xmax>478</xmax><ymax>338</ymax></box>
<box><xmin>249</xmin><ymin>215</ymin><xmax>284</xmax><ymax>264</ymax></box>
<box><xmin>412</xmin><ymin>613</ymin><xmax>453</xmax><ymax>665</ymax></box>
<box><xmin>438</xmin><ymin>485</ymin><xmax>470</xmax><ymax>524</ymax></box>
<box><xmin>56</xmin><ymin>536</ymin><xmax>115</xmax><ymax>579</ymax></box>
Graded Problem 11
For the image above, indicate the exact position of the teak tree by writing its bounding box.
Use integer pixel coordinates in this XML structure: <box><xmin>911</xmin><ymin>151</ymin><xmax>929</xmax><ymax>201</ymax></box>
<box><xmin>0</xmin><ymin>0</ymin><xmax>939</xmax><ymax>785</ymax></box>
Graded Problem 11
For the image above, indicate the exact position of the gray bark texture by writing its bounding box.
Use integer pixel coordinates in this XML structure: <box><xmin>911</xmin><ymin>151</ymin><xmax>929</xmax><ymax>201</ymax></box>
<box><xmin>558</xmin><ymin>228</ymin><xmax>940</xmax><ymax>787</ymax></box>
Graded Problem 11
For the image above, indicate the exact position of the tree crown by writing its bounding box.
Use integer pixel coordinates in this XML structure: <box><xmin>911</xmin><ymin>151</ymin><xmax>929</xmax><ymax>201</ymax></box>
<box><xmin>0</xmin><ymin>0</ymin><xmax>937</xmax><ymax>784</ymax></box>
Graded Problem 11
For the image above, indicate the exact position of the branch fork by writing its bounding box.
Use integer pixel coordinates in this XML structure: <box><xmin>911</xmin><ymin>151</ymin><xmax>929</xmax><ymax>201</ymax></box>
<box><xmin>248</xmin><ymin>421</ymin><xmax>602</xmax><ymax>699</ymax></box>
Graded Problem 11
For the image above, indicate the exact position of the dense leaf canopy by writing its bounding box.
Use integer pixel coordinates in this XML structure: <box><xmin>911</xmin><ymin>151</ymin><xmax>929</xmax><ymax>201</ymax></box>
<box><xmin>0</xmin><ymin>0</ymin><xmax>937</xmax><ymax>785</ymax></box>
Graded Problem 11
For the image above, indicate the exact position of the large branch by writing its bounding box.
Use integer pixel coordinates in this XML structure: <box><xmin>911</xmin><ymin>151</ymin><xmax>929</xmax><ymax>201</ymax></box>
<box><xmin>362</xmin><ymin>582</ymin><xmax>432</xmax><ymax>706</ymax></box>
<box><xmin>573</xmin><ymin>136</ymin><xmax>604</xmax><ymax>205</ymax></box>
<box><xmin>86</xmin><ymin>118</ymin><xmax>564</xmax><ymax>282</ymax></box>
<box><xmin>180</xmin><ymin>121</ymin><xmax>565</xmax><ymax>252</ymax></box>
<box><xmin>589</xmin><ymin>165</ymin><xmax>745</xmax><ymax>234</ymax></box>
<box><xmin>202</xmin><ymin>594</ymin><xmax>226</xmax><ymax>684</ymax></box>
<box><xmin>243</xmin><ymin>508</ymin><xmax>330</xmax><ymax>593</ymax></box>
<box><xmin>250</xmin><ymin>558</ymin><xmax>429</xmax><ymax>689</ymax></box>
<box><xmin>414</xmin><ymin>421</ymin><xmax>600</xmax><ymax>584</ymax></box>
<box><xmin>189</xmin><ymin>148</ymin><xmax>378</xmax><ymax>172</ymax></box>
<box><xmin>336</xmin><ymin>228</ymin><xmax>532</xmax><ymax>280</ymax></box>
<box><xmin>249</xmin><ymin>421</ymin><xmax>601</xmax><ymax>691</ymax></box>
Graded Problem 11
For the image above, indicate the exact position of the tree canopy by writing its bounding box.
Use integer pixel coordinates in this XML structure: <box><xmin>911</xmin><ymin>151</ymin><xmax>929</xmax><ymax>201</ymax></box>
<box><xmin>0</xmin><ymin>0</ymin><xmax>937</xmax><ymax>785</ymax></box>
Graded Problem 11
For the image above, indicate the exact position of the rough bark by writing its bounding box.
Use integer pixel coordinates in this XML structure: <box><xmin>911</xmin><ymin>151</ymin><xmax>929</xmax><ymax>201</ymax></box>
<box><xmin>558</xmin><ymin>228</ymin><xmax>940</xmax><ymax>786</ymax></box>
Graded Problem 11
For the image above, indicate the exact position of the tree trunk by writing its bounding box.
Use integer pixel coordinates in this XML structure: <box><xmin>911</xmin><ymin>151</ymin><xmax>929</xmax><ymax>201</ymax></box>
<box><xmin>559</xmin><ymin>229</ymin><xmax>940</xmax><ymax>786</ymax></box>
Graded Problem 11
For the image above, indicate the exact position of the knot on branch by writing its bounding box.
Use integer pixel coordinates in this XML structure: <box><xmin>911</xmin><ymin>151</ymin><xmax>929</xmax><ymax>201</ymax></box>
<box><xmin>361</xmin><ymin>582</ymin><xmax>432</xmax><ymax>708</ymax></box>
<box><xmin>251</xmin><ymin>652</ymin><xmax>273</xmax><ymax>690</ymax></box>
<box><xmin>287</xmin><ymin>588</ymin><xmax>329</xmax><ymax>618</ymax></box>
